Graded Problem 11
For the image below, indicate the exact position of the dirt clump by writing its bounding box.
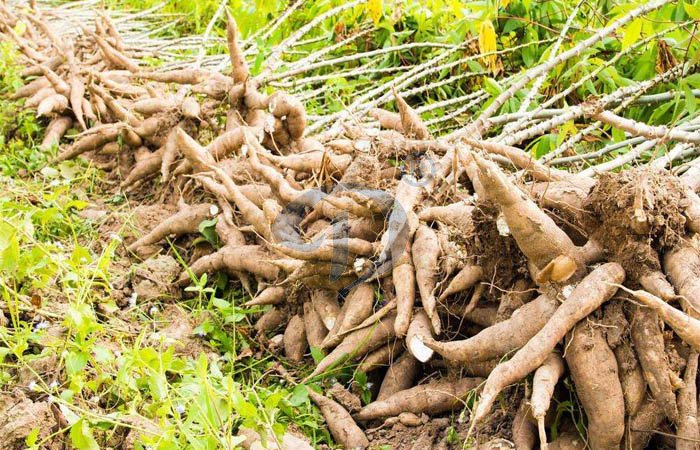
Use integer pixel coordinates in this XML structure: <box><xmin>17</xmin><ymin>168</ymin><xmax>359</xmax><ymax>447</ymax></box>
<box><xmin>0</xmin><ymin>391</ymin><xmax>61</xmax><ymax>450</ymax></box>
<box><xmin>147</xmin><ymin>304</ymin><xmax>211</xmax><ymax>358</ymax></box>
<box><xmin>132</xmin><ymin>254</ymin><xmax>181</xmax><ymax>301</ymax></box>
<box><xmin>468</xmin><ymin>203</ymin><xmax>529</xmax><ymax>297</ymax></box>
<box><xmin>585</xmin><ymin>168</ymin><xmax>686</xmax><ymax>282</ymax></box>
<box><xmin>328</xmin><ymin>382</ymin><xmax>362</xmax><ymax>413</ymax></box>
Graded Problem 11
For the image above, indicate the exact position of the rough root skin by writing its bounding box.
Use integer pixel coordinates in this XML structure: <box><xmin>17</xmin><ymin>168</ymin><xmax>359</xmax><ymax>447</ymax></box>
<box><xmin>12</xmin><ymin>6</ymin><xmax>700</xmax><ymax>449</ymax></box>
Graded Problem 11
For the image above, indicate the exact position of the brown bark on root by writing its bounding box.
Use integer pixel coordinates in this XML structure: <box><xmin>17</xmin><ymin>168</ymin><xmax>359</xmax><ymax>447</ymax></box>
<box><xmin>283</xmin><ymin>314</ymin><xmax>307</xmax><ymax>362</ymax></box>
<box><xmin>676</xmin><ymin>352</ymin><xmax>699</xmax><ymax>450</ymax></box>
<box><xmin>128</xmin><ymin>204</ymin><xmax>216</xmax><ymax>255</ymax></box>
<box><xmin>308</xmin><ymin>313</ymin><xmax>397</xmax><ymax>379</ymax></box>
<box><xmin>377</xmin><ymin>352</ymin><xmax>420</xmax><ymax>401</ymax></box>
<box><xmin>512</xmin><ymin>398</ymin><xmax>537</xmax><ymax>450</ymax></box>
<box><xmin>472</xmin><ymin>154</ymin><xmax>579</xmax><ymax>274</ymax></box>
<box><xmin>426</xmin><ymin>294</ymin><xmax>559</xmax><ymax>363</ymax></box>
<box><xmin>621</xmin><ymin>398</ymin><xmax>665</xmax><ymax>450</ymax></box>
<box><xmin>614</xmin><ymin>340</ymin><xmax>646</xmax><ymax>416</ymax></box>
<box><xmin>303</xmin><ymin>301</ymin><xmax>328</xmax><ymax>350</ymax></box>
<box><xmin>179</xmin><ymin>245</ymin><xmax>280</xmax><ymax>283</ymax></box>
<box><xmin>474</xmin><ymin>262</ymin><xmax>625</xmax><ymax>422</ymax></box>
<box><xmin>307</xmin><ymin>388</ymin><xmax>369</xmax><ymax>450</ymax></box>
<box><xmin>354</xmin><ymin>377</ymin><xmax>482</xmax><ymax>421</ymax></box>
<box><xmin>566</xmin><ymin>321</ymin><xmax>625</xmax><ymax>450</ymax></box>
<box><xmin>631</xmin><ymin>305</ymin><xmax>679</xmax><ymax>422</ymax></box>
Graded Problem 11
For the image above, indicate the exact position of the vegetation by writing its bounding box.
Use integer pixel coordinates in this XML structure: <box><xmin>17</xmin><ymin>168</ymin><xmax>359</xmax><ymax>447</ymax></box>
<box><xmin>1</xmin><ymin>1</ymin><xmax>700</xmax><ymax>449</ymax></box>
<box><xmin>0</xmin><ymin>41</ymin><xmax>329</xmax><ymax>449</ymax></box>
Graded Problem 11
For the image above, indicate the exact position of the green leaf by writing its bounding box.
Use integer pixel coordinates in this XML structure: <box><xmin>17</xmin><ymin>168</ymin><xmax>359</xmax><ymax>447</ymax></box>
<box><xmin>584</xmin><ymin>79</ymin><xmax>597</xmax><ymax>96</ymax></box>
<box><xmin>612</xmin><ymin>127</ymin><xmax>626</xmax><ymax>143</ymax></box>
<box><xmin>264</xmin><ymin>391</ymin><xmax>283</xmax><ymax>410</ymax></box>
<box><xmin>65</xmin><ymin>351</ymin><xmax>89</xmax><ymax>376</ymax></box>
<box><xmin>70</xmin><ymin>419</ymin><xmax>100</xmax><ymax>450</ymax></box>
<box><xmin>521</xmin><ymin>28</ymin><xmax>539</xmax><ymax>67</ymax></box>
<box><xmin>288</xmin><ymin>384</ymin><xmax>309</xmax><ymax>407</ymax></box>
<box><xmin>148</xmin><ymin>373</ymin><xmax>168</xmax><ymax>401</ymax></box>
<box><xmin>91</xmin><ymin>345</ymin><xmax>113</xmax><ymax>363</ymax></box>
<box><xmin>0</xmin><ymin>234</ymin><xmax>19</xmax><ymax>274</ymax></box>
<box><xmin>198</xmin><ymin>217</ymin><xmax>219</xmax><ymax>247</ymax></box>
<box><xmin>234</xmin><ymin>398</ymin><xmax>258</xmax><ymax>420</ymax></box>
<box><xmin>310</xmin><ymin>347</ymin><xmax>325</xmax><ymax>364</ymax></box>
<box><xmin>64</xmin><ymin>199</ymin><xmax>88</xmax><ymax>211</ymax></box>
<box><xmin>0</xmin><ymin>347</ymin><xmax>9</xmax><ymax>363</ymax></box>
<box><xmin>533</xmin><ymin>135</ymin><xmax>555</xmax><ymax>158</ymax></box>
<box><xmin>684</xmin><ymin>81</ymin><xmax>697</xmax><ymax>115</ymax></box>
<box><xmin>252</xmin><ymin>38</ymin><xmax>267</xmax><ymax>75</ymax></box>
<box><xmin>502</xmin><ymin>19</ymin><xmax>522</xmax><ymax>34</ymax></box>
<box><xmin>212</xmin><ymin>297</ymin><xmax>231</xmax><ymax>310</ymax></box>
<box><xmin>25</xmin><ymin>427</ymin><xmax>40</xmax><ymax>447</ymax></box>
<box><xmin>684</xmin><ymin>1</ymin><xmax>700</xmax><ymax>19</ymax></box>
<box><xmin>687</xmin><ymin>74</ymin><xmax>700</xmax><ymax>89</ymax></box>
<box><xmin>621</xmin><ymin>19</ymin><xmax>642</xmax><ymax>50</ymax></box>
<box><xmin>483</xmin><ymin>78</ymin><xmax>503</xmax><ymax>96</ymax></box>
<box><xmin>649</xmin><ymin>100</ymin><xmax>675</xmax><ymax>125</ymax></box>
<box><xmin>272</xmin><ymin>422</ymin><xmax>286</xmax><ymax>438</ymax></box>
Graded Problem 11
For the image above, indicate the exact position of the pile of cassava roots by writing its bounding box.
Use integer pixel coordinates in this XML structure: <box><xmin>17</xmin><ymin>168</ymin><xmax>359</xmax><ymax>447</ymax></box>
<box><xmin>6</xmin><ymin>1</ymin><xmax>700</xmax><ymax>449</ymax></box>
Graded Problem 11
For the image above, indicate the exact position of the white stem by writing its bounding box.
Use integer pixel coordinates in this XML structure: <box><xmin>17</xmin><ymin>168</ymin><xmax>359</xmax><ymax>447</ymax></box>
<box><xmin>259</xmin><ymin>0</ymin><xmax>364</xmax><ymax>78</ymax></box>
<box><xmin>534</xmin><ymin>63</ymin><xmax>686</xmax><ymax>159</ymax></box>
<box><xmin>580</xmin><ymin>139</ymin><xmax>656</xmax><ymax>177</ymax></box>
<box><xmin>504</xmin><ymin>0</ymin><xmax>582</xmax><ymax>130</ymax></box>
<box><xmin>193</xmin><ymin>0</ymin><xmax>227</xmax><ymax>68</ymax></box>
<box><xmin>451</xmin><ymin>0</ymin><xmax>673</xmax><ymax>140</ymax></box>
<box><xmin>594</xmin><ymin>110</ymin><xmax>700</xmax><ymax>145</ymax></box>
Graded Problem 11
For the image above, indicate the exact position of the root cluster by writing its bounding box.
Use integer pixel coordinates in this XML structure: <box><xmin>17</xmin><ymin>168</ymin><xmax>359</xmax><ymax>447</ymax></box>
<box><xmin>5</xmin><ymin>3</ymin><xmax>700</xmax><ymax>450</ymax></box>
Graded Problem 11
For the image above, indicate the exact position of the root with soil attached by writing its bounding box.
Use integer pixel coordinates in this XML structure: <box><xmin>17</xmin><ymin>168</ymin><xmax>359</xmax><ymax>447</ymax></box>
<box><xmin>6</xmin><ymin>3</ymin><xmax>700</xmax><ymax>449</ymax></box>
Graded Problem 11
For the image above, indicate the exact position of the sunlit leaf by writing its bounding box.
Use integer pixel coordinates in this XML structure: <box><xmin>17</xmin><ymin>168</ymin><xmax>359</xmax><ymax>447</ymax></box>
<box><xmin>684</xmin><ymin>1</ymin><xmax>700</xmax><ymax>19</ymax></box>
<box><xmin>621</xmin><ymin>19</ymin><xmax>642</xmax><ymax>50</ymax></box>
<box><xmin>13</xmin><ymin>21</ymin><xmax>26</xmax><ymax>37</ymax></box>
<box><xmin>0</xmin><ymin>225</ymin><xmax>19</xmax><ymax>274</ymax></box>
<box><xmin>288</xmin><ymin>384</ymin><xmax>309</xmax><ymax>406</ymax></box>
<box><xmin>196</xmin><ymin>217</ymin><xmax>219</xmax><ymax>248</ymax></box>
<box><xmin>478</xmin><ymin>20</ymin><xmax>498</xmax><ymax>74</ymax></box>
<box><xmin>683</xmin><ymin>81</ymin><xmax>697</xmax><ymax>115</ymax></box>
<box><xmin>557</xmin><ymin>120</ymin><xmax>578</xmax><ymax>145</ymax></box>
<box><xmin>70</xmin><ymin>420</ymin><xmax>99</xmax><ymax>450</ymax></box>
<box><xmin>367</xmin><ymin>0</ymin><xmax>383</xmax><ymax>26</ymax></box>
<box><xmin>65</xmin><ymin>351</ymin><xmax>89</xmax><ymax>376</ymax></box>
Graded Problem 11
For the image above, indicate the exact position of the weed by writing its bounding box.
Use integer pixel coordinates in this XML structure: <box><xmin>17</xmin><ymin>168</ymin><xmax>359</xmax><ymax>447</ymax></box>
<box><xmin>0</xmin><ymin>40</ymin><xmax>329</xmax><ymax>449</ymax></box>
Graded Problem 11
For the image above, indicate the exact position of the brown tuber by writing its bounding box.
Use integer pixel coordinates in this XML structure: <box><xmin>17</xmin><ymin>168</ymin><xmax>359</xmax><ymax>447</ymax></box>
<box><xmin>354</xmin><ymin>377</ymin><xmax>482</xmax><ymax>421</ymax></box>
<box><xmin>473</xmin><ymin>262</ymin><xmax>625</xmax><ymax>423</ymax></box>
<box><xmin>307</xmin><ymin>388</ymin><xmax>369</xmax><ymax>450</ymax></box>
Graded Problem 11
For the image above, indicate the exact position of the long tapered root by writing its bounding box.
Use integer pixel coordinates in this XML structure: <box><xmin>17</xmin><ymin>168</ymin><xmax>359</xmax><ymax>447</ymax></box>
<box><xmin>9</xmin><ymin>6</ymin><xmax>700</xmax><ymax>449</ymax></box>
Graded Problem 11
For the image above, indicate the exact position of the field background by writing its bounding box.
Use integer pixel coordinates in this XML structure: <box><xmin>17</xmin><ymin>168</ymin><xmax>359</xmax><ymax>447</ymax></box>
<box><xmin>1</xmin><ymin>0</ymin><xmax>699</xmax><ymax>448</ymax></box>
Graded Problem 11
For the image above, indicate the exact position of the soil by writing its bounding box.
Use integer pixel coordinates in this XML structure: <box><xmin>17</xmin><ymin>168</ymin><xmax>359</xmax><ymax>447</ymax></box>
<box><xmin>466</xmin><ymin>203</ymin><xmax>529</xmax><ymax>300</ymax></box>
<box><xmin>147</xmin><ymin>304</ymin><xmax>212</xmax><ymax>358</ymax></box>
<box><xmin>0</xmin><ymin>391</ymin><xmax>61</xmax><ymax>450</ymax></box>
<box><xmin>132</xmin><ymin>254</ymin><xmax>181</xmax><ymax>301</ymax></box>
<box><xmin>364</xmin><ymin>391</ymin><xmax>518</xmax><ymax>450</ymax></box>
<box><xmin>328</xmin><ymin>382</ymin><xmax>362</xmax><ymax>413</ymax></box>
<box><xmin>584</xmin><ymin>168</ymin><xmax>687</xmax><ymax>283</ymax></box>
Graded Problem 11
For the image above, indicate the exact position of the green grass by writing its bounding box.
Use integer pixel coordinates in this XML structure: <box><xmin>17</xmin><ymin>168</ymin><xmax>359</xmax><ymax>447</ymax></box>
<box><xmin>102</xmin><ymin>0</ymin><xmax>287</xmax><ymax>35</ymax></box>
<box><xmin>99</xmin><ymin>0</ymin><xmax>700</xmax><ymax>139</ymax></box>
<box><xmin>0</xmin><ymin>41</ymin><xmax>335</xmax><ymax>450</ymax></box>
<box><xmin>3</xmin><ymin>0</ymin><xmax>700</xmax><ymax>447</ymax></box>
